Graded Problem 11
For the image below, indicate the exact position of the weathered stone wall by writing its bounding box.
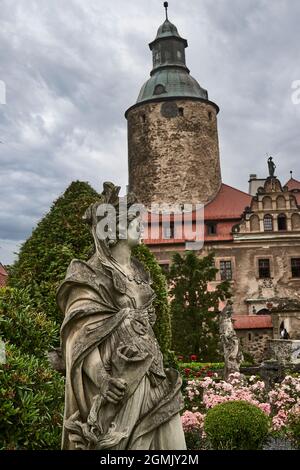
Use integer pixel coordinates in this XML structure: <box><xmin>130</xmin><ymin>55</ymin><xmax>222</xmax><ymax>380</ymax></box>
<box><xmin>237</xmin><ymin>329</ymin><xmax>273</xmax><ymax>363</ymax></box>
<box><xmin>201</xmin><ymin>243</ymin><xmax>300</xmax><ymax>320</ymax></box>
<box><xmin>127</xmin><ymin>98</ymin><xmax>222</xmax><ymax>207</ymax></box>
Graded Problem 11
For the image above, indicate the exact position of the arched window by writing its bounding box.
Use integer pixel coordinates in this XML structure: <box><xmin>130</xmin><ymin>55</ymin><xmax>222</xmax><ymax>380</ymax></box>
<box><xmin>256</xmin><ymin>308</ymin><xmax>270</xmax><ymax>315</ymax></box>
<box><xmin>250</xmin><ymin>214</ymin><xmax>260</xmax><ymax>231</ymax></box>
<box><xmin>263</xmin><ymin>196</ymin><xmax>272</xmax><ymax>210</ymax></box>
<box><xmin>264</xmin><ymin>214</ymin><xmax>273</xmax><ymax>232</ymax></box>
<box><xmin>278</xmin><ymin>214</ymin><xmax>287</xmax><ymax>231</ymax></box>
<box><xmin>277</xmin><ymin>196</ymin><xmax>286</xmax><ymax>210</ymax></box>
<box><xmin>292</xmin><ymin>213</ymin><xmax>300</xmax><ymax>230</ymax></box>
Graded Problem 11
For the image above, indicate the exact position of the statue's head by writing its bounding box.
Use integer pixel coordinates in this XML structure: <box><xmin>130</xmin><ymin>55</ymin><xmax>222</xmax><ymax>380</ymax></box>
<box><xmin>83</xmin><ymin>182</ymin><xmax>142</xmax><ymax>258</ymax></box>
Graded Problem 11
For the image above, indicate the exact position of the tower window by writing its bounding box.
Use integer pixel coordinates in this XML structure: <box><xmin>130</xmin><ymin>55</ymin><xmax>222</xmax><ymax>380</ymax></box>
<box><xmin>141</xmin><ymin>114</ymin><xmax>146</xmax><ymax>123</ymax></box>
<box><xmin>264</xmin><ymin>214</ymin><xmax>273</xmax><ymax>232</ymax></box>
<box><xmin>208</xmin><ymin>111</ymin><xmax>212</xmax><ymax>121</ymax></box>
<box><xmin>278</xmin><ymin>214</ymin><xmax>287</xmax><ymax>231</ymax></box>
<box><xmin>220</xmin><ymin>260</ymin><xmax>233</xmax><ymax>281</ymax></box>
<box><xmin>291</xmin><ymin>258</ymin><xmax>300</xmax><ymax>278</ymax></box>
<box><xmin>258</xmin><ymin>259</ymin><xmax>271</xmax><ymax>279</ymax></box>
<box><xmin>154</xmin><ymin>84</ymin><xmax>166</xmax><ymax>95</ymax></box>
<box><xmin>248</xmin><ymin>333</ymin><xmax>252</xmax><ymax>341</ymax></box>
<box><xmin>178</xmin><ymin>107</ymin><xmax>184</xmax><ymax>116</ymax></box>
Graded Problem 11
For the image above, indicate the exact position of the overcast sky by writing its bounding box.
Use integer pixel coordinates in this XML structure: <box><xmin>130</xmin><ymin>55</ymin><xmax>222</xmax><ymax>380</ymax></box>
<box><xmin>0</xmin><ymin>0</ymin><xmax>300</xmax><ymax>264</ymax></box>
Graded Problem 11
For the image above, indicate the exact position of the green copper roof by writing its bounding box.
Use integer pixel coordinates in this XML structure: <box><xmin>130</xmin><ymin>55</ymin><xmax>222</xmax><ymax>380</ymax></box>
<box><xmin>137</xmin><ymin>68</ymin><xmax>208</xmax><ymax>103</ymax></box>
<box><xmin>155</xmin><ymin>19</ymin><xmax>181</xmax><ymax>40</ymax></box>
<box><xmin>135</xmin><ymin>14</ymin><xmax>209</xmax><ymax>105</ymax></box>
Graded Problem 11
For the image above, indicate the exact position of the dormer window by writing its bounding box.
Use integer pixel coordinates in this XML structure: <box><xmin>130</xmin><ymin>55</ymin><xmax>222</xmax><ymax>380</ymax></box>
<box><xmin>207</xmin><ymin>223</ymin><xmax>217</xmax><ymax>235</ymax></box>
<box><xmin>154</xmin><ymin>84</ymin><xmax>166</xmax><ymax>95</ymax></box>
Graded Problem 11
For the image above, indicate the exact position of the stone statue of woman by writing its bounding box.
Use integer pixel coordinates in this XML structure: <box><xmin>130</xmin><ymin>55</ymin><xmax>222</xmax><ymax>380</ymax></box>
<box><xmin>57</xmin><ymin>182</ymin><xmax>186</xmax><ymax>450</ymax></box>
<box><xmin>219</xmin><ymin>303</ymin><xmax>244</xmax><ymax>381</ymax></box>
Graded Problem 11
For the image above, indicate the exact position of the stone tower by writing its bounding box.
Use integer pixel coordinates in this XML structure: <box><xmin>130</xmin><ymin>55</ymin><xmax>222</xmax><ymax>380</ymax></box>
<box><xmin>125</xmin><ymin>4</ymin><xmax>222</xmax><ymax>208</ymax></box>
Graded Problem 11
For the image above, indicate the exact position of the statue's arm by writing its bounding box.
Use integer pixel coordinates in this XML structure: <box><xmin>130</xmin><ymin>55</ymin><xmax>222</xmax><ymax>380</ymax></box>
<box><xmin>83</xmin><ymin>347</ymin><xmax>127</xmax><ymax>404</ymax></box>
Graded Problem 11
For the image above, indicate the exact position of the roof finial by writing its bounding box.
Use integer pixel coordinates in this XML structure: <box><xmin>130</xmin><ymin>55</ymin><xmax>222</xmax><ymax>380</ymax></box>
<box><xmin>164</xmin><ymin>2</ymin><xmax>169</xmax><ymax>21</ymax></box>
<box><xmin>290</xmin><ymin>170</ymin><xmax>293</xmax><ymax>179</ymax></box>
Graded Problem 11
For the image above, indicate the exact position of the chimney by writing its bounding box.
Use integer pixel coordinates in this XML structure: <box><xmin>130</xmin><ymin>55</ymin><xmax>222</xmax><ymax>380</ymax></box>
<box><xmin>248</xmin><ymin>174</ymin><xmax>266</xmax><ymax>196</ymax></box>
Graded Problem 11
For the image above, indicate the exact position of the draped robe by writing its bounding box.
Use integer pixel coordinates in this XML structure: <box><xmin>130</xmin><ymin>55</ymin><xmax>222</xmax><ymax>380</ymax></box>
<box><xmin>57</xmin><ymin>255</ymin><xmax>186</xmax><ymax>450</ymax></box>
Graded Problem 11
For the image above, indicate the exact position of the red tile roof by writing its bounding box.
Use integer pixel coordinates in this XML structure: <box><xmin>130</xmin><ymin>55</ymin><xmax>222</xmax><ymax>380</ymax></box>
<box><xmin>286</xmin><ymin>178</ymin><xmax>300</xmax><ymax>205</ymax></box>
<box><xmin>286</xmin><ymin>177</ymin><xmax>300</xmax><ymax>191</ymax></box>
<box><xmin>144</xmin><ymin>183</ymin><xmax>252</xmax><ymax>245</ymax></box>
<box><xmin>205</xmin><ymin>184</ymin><xmax>252</xmax><ymax>220</ymax></box>
<box><xmin>232</xmin><ymin>315</ymin><xmax>273</xmax><ymax>330</ymax></box>
<box><xmin>0</xmin><ymin>263</ymin><xmax>8</xmax><ymax>287</ymax></box>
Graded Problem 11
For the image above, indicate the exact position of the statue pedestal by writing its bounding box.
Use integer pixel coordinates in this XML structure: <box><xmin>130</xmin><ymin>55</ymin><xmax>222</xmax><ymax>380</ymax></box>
<box><xmin>267</xmin><ymin>339</ymin><xmax>300</xmax><ymax>365</ymax></box>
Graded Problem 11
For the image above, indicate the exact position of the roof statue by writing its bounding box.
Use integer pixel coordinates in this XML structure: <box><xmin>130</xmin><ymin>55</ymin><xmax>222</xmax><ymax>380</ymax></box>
<box><xmin>268</xmin><ymin>156</ymin><xmax>276</xmax><ymax>178</ymax></box>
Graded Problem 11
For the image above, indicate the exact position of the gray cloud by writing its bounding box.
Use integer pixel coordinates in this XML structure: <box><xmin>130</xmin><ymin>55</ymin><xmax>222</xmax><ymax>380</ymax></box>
<box><xmin>0</xmin><ymin>0</ymin><xmax>300</xmax><ymax>264</ymax></box>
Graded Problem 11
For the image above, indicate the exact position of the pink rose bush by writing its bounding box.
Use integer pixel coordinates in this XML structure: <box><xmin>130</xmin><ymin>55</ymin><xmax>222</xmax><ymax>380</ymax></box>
<box><xmin>181</xmin><ymin>372</ymin><xmax>300</xmax><ymax>442</ymax></box>
<box><xmin>181</xmin><ymin>410</ymin><xmax>205</xmax><ymax>433</ymax></box>
<box><xmin>268</xmin><ymin>375</ymin><xmax>300</xmax><ymax>431</ymax></box>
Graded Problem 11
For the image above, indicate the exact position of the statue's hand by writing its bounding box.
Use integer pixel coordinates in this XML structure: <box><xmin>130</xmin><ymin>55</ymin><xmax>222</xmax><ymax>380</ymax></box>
<box><xmin>99</xmin><ymin>376</ymin><xmax>127</xmax><ymax>405</ymax></box>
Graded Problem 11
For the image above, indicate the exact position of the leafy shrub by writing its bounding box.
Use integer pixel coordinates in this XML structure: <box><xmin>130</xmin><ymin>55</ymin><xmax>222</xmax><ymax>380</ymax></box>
<box><xmin>0</xmin><ymin>344</ymin><xmax>64</xmax><ymax>450</ymax></box>
<box><xmin>242</xmin><ymin>351</ymin><xmax>255</xmax><ymax>365</ymax></box>
<box><xmin>204</xmin><ymin>400</ymin><xmax>270</xmax><ymax>450</ymax></box>
<box><xmin>0</xmin><ymin>287</ymin><xmax>59</xmax><ymax>357</ymax></box>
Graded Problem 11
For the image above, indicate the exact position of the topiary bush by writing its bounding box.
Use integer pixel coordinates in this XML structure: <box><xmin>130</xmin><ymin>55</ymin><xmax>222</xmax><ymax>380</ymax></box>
<box><xmin>8</xmin><ymin>181</ymin><xmax>100</xmax><ymax>324</ymax></box>
<box><xmin>204</xmin><ymin>400</ymin><xmax>270</xmax><ymax>450</ymax></box>
<box><xmin>0</xmin><ymin>344</ymin><xmax>64</xmax><ymax>450</ymax></box>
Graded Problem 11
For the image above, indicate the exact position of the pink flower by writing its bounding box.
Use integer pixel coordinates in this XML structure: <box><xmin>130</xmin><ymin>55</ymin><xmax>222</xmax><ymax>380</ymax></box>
<box><xmin>181</xmin><ymin>411</ymin><xmax>205</xmax><ymax>433</ymax></box>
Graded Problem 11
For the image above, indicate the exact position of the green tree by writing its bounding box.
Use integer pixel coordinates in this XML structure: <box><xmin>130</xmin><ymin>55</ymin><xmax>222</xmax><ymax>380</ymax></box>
<box><xmin>168</xmin><ymin>251</ymin><xmax>231</xmax><ymax>361</ymax></box>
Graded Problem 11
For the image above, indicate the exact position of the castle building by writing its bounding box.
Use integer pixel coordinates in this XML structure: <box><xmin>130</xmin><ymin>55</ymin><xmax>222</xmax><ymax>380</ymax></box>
<box><xmin>126</xmin><ymin>5</ymin><xmax>300</xmax><ymax>362</ymax></box>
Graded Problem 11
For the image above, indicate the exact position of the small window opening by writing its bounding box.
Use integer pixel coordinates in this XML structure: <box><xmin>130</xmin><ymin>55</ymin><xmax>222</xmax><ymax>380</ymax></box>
<box><xmin>278</xmin><ymin>214</ymin><xmax>287</xmax><ymax>231</ymax></box>
<box><xmin>259</xmin><ymin>259</ymin><xmax>271</xmax><ymax>279</ymax></box>
<box><xmin>207</xmin><ymin>223</ymin><xmax>217</xmax><ymax>235</ymax></box>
